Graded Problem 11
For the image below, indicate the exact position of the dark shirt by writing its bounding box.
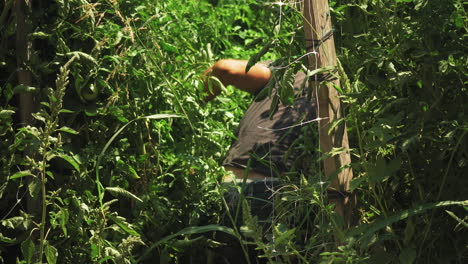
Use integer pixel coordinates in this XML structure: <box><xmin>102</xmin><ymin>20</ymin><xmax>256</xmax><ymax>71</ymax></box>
<box><xmin>223</xmin><ymin>72</ymin><xmax>316</xmax><ymax>177</ymax></box>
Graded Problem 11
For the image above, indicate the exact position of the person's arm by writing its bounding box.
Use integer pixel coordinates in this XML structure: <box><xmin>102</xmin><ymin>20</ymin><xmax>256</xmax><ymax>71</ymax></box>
<box><xmin>201</xmin><ymin>59</ymin><xmax>272</xmax><ymax>102</ymax></box>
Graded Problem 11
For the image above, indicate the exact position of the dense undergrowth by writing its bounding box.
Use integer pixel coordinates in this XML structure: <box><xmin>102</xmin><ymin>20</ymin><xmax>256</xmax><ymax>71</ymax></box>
<box><xmin>0</xmin><ymin>0</ymin><xmax>466</xmax><ymax>263</ymax></box>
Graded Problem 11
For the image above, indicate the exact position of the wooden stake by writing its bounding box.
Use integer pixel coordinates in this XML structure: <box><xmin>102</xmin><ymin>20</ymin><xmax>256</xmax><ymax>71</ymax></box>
<box><xmin>302</xmin><ymin>0</ymin><xmax>354</xmax><ymax>225</ymax></box>
<box><xmin>15</xmin><ymin>0</ymin><xmax>34</xmax><ymax>125</ymax></box>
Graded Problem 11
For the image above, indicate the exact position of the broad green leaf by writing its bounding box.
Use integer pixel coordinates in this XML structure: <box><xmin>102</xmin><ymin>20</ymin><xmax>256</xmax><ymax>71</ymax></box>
<box><xmin>45</xmin><ymin>244</ymin><xmax>58</xmax><ymax>264</ymax></box>
<box><xmin>1</xmin><ymin>215</ymin><xmax>29</xmax><ymax>229</ymax></box>
<box><xmin>307</xmin><ymin>66</ymin><xmax>336</xmax><ymax>79</ymax></box>
<box><xmin>160</xmin><ymin>42</ymin><xmax>178</xmax><ymax>53</ymax></box>
<box><xmin>59</xmin><ymin>108</ymin><xmax>76</xmax><ymax>114</ymax></box>
<box><xmin>108</xmin><ymin>214</ymin><xmax>140</xmax><ymax>236</ymax></box>
<box><xmin>21</xmin><ymin>239</ymin><xmax>35</xmax><ymax>264</ymax></box>
<box><xmin>0</xmin><ymin>233</ymin><xmax>15</xmax><ymax>243</ymax></box>
<box><xmin>171</xmin><ymin>236</ymin><xmax>217</xmax><ymax>250</ymax></box>
<box><xmin>116</xmin><ymin>160</ymin><xmax>140</xmax><ymax>179</ymax></box>
<box><xmin>90</xmin><ymin>243</ymin><xmax>99</xmax><ymax>260</ymax></box>
<box><xmin>114</xmin><ymin>31</ymin><xmax>124</xmax><ymax>45</ymax></box>
<box><xmin>32</xmin><ymin>112</ymin><xmax>46</xmax><ymax>123</ymax></box>
<box><xmin>56</xmin><ymin>154</ymin><xmax>81</xmax><ymax>172</ymax></box>
<box><xmin>105</xmin><ymin>187</ymin><xmax>143</xmax><ymax>203</ymax></box>
<box><xmin>28</xmin><ymin>177</ymin><xmax>41</xmax><ymax>198</ymax></box>
<box><xmin>109</xmin><ymin>106</ymin><xmax>129</xmax><ymax>123</ymax></box>
<box><xmin>103</xmin><ymin>55</ymin><xmax>121</xmax><ymax>64</ymax></box>
<box><xmin>0</xmin><ymin>109</ymin><xmax>15</xmax><ymax>119</ymax></box>
<box><xmin>13</xmin><ymin>84</ymin><xmax>37</xmax><ymax>94</ymax></box>
<box><xmin>31</xmin><ymin>31</ymin><xmax>51</xmax><ymax>39</ymax></box>
<box><xmin>10</xmin><ymin>170</ymin><xmax>34</xmax><ymax>179</ymax></box>
<box><xmin>58</xmin><ymin>126</ymin><xmax>79</xmax><ymax>134</ymax></box>
<box><xmin>59</xmin><ymin>208</ymin><xmax>69</xmax><ymax>237</ymax></box>
<box><xmin>329</xmin><ymin>82</ymin><xmax>344</xmax><ymax>94</ymax></box>
<box><xmin>46</xmin><ymin>171</ymin><xmax>55</xmax><ymax>180</ymax></box>
<box><xmin>451</xmin><ymin>10</ymin><xmax>464</xmax><ymax>28</ymax></box>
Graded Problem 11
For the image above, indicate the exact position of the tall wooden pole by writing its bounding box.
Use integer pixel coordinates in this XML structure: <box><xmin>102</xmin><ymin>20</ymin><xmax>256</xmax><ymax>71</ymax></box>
<box><xmin>302</xmin><ymin>0</ymin><xmax>353</xmax><ymax>225</ymax></box>
<box><xmin>16</xmin><ymin>0</ymin><xmax>40</xmax><ymax>239</ymax></box>
<box><xmin>15</xmin><ymin>0</ymin><xmax>34</xmax><ymax>125</ymax></box>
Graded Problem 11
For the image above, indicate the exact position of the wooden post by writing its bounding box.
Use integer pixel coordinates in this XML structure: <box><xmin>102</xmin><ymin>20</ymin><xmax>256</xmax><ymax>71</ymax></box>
<box><xmin>302</xmin><ymin>0</ymin><xmax>354</xmax><ymax>225</ymax></box>
<box><xmin>16</xmin><ymin>0</ymin><xmax>40</xmax><ymax>235</ymax></box>
<box><xmin>15</xmin><ymin>0</ymin><xmax>34</xmax><ymax>125</ymax></box>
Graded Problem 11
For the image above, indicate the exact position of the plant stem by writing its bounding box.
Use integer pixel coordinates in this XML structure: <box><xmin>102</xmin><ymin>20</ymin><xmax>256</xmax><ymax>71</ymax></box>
<box><xmin>38</xmin><ymin>137</ymin><xmax>50</xmax><ymax>263</ymax></box>
<box><xmin>38</xmin><ymin>169</ymin><xmax>47</xmax><ymax>263</ymax></box>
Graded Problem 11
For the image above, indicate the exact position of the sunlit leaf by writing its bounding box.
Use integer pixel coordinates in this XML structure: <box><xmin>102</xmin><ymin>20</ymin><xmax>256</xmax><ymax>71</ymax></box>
<box><xmin>105</xmin><ymin>187</ymin><xmax>143</xmax><ymax>203</ymax></box>
<box><xmin>45</xmin><ymin>244</ymin><xmax>58</xmax><ymax>264</ymax></box>
<box><xmin>108</xmin><ymin>214</ymin><xmax>140</xmax><ymax>236</ymax></box>
<box><xmin>141</xmin><ymin>114</ymin><xmax>181</xmax><ymax>120</ymax></box>
<box><xmin>10</xmin><ymin>170</ymin><xmax>34</xmax><ymax>179</ymax></box>
<box><xmin>13</xmin><ymin>84</ymin><xmax>37</xmax><ymax>94</ymax></box>
<box><xmin>0</xmin><ymin>233</ymin><xmax>15</xmax><ymax>244</ymax></box>
<box><xmin>28</xmin><ymin>177</ymin><xmax>41</xmax><ymax>198</ymax></box>
<box><xmin>56</xmin><ymin>154</ymin><xmax>81</xmax><ymax>172</ymax></box>
<box><xmin>58</xmin><ymin>126</ymin><xmax>79</xmax><ymax>134</ymax></box>
<box><xmin>58</xmin><ymin>109</ymin><xmax>74</xmax><ymax>114</ymax></box>
<box><xmin>58</xmin><ymin>208</ymin><xmax>69</xmax><ymax>237</ymax></box>
<box><xmin>160</xmin><ymin>42</ymin><xmax>178</xmax><ymax>53</ymax></box>
<box><xmin>0</xmin><ymin>110</ymin><xmax>15</xmax><ymax>119</ymax></box>
<box><xmin>90</xmin><ymin>243</ymin><xmax>99</xmax><ymax>260</ymax></box>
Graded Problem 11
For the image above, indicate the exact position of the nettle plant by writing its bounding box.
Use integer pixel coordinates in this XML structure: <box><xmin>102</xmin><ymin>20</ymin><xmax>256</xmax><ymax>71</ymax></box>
<box><xmin>1</xmin><ymin>57</ymin><xmax>143</xmax><ymax>263</ymax></box>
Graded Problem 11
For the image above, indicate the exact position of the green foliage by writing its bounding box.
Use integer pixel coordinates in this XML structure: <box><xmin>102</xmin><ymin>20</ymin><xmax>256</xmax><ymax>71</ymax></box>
<box><xmin>0</xmin><ymin>0</ymin><xmax>466</xmax><ymax>263</ymax></box>
<box><xmin>331</xmin><ymin>0</ymin><xmax>468</xmax><ymax>263</ymax></box>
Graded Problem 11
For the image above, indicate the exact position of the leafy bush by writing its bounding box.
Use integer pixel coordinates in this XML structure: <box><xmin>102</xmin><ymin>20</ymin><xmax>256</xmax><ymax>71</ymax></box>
<box><xmin>0</xmin><ymin>0</ymin><xmax>466</xmax><ymax>263</ymax></box>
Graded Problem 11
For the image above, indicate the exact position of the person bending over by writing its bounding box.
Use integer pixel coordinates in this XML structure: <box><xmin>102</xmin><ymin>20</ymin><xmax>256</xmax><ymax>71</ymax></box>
<box><xmin>203</xmin><ymin>59</ymin><xmax>316</xmax><ymax>180</ymax></box>
<box><xmin>202</xmin><ymin>59</ymin><xmax>316</xmax><ymax>263</ymax></box>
